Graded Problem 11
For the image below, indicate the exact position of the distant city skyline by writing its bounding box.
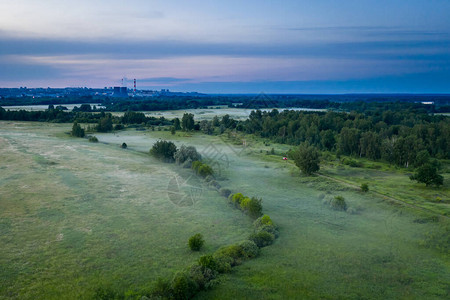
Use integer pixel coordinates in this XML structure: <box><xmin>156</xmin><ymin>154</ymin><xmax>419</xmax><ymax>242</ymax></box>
<box><xmin>1</xmin><ymin>0</ymin><xmax>449</xmax><ymax>93</ymax></box>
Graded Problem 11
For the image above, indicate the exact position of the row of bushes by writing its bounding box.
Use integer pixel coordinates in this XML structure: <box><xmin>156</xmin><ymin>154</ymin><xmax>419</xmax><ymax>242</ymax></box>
<box><xmin>149</xmin><ymin>214</ymin><xmax>277</xmax><ymax>299</ymax></box>
<box><xmin>191</xmin><ymin>161</ymin><xmax>214</xmax><ymax>178</ymax></box>
<box><xmin>228</xmin><ymin>193</ymin><xmax>263</xmax><ymax>218</ymax></box>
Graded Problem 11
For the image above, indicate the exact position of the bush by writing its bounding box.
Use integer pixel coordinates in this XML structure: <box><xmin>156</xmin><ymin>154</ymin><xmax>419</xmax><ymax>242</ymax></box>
<box><xmin>121</xmin><ymin>142</ymin><xmax>127</xmax><ymax>149</ymax></box>
<box><xmin>151</xmin><ymin>277</ymin><xmax>172</xmax><ymax>299</ymax></box>
<box><xmin>88</xmin><ymin>136</ymin><xmax>98</xmax><ymax>143</ymax></box>
<box><xmin>330</xmin><ymin>196</ymin><xmax>347</xmax><ymax>211</ymax></box>
<box><xmin>150</xmin><ymin>140</ymin><xmax>177</xmax><ymax>162</ymax></box>
<box><xmin>114</xmin><ymin>124</ymin><xmax>124</xmax><ymax>130</ymax></box>
<box><xmin>360</xmin><ymin>183</ymin><xmax>369</xmax><ymax>192</ymax></box>
<box><xmin>230</xmin><ymin>193</ymin><xmax>245</xmax><ymax>207</ymax></box>
<box><xmin>239</xmin><ymin>240</ymin><xmax>260</xmax><ymax>258</ymax></box>
<box><xmin>171</xmin><ymin>271</ymin><xmax>198</xmax><ymax>300</ymax></box>
<box><xmin>254</xmin><ymin>214</ymin><xmax>274</xmax><ymax>227</ymax></box>
<box><xmin>245</xmin><ymin>197</ymin><xmax>263</xmax><ymax>218</ymax></box>
<box><xmin>189</xmin><ymin>264</ymin><xmax>217</xmax><ymax>290</ymax></box>
<box><xmin>198</xmin><ymin>164</ymin><xmax>214</xmax><ymax>177</ymax></box>
<box><xmin>214</xmin><ymin>245</ymin><xmax>244</xmax><ymax>266</ymax></box>
<box><xmin>71</xmin><ymin>122</ymin><xmax>85</xmax><ymax>137</ymax></box>
<box><xmin>210</xmin><ymin>254</ymin><xmax>232</xmax><ymax>273</ymax></box>
<box><xmin>174</xmin><ymin>145</ymin><xmax>201</xmax><ymax>165</ymax></box>
<box><xmin>249</xmin><ymin>230</ymin><xmax>275</xmax><ymax>248</ymax></box>
<box><xmin>188</xmin><ymin>233</ymin><xmax>204</xmax><ymax>251</ymax></box>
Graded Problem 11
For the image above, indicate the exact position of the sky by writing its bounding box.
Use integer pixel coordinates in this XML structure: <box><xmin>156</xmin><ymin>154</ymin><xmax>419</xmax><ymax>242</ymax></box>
<box><xmin>0</xmin><ymin>0</ymin><xmax>449</xmax><ymax>93</ymax></box>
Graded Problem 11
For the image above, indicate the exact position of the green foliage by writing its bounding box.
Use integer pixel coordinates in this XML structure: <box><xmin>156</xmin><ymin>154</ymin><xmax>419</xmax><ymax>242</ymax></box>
<box><xmin>360</xmin><ymin>183</ymin><xmax>369</xmax><ymax>192</ymax></box>
<box><xmin>188</xmin><ymin>264</ymin><xmax>217</xmax><ymax>290</ymax></box>
<box><xmin>174</xmin><ymin>145</ymin><xmax>201</xmax><ymax>165</ymax></box>
<box><xmin>96</xmin><ymin>114</ymin><xmax>113</xmax><ymax>132</ymax></box>
<box><xmin>198</xmin><ymin>164</ymin><xmax>214</xmax><ymax>177</ymax></box>
<box><xmin>181</xmin><ymin>113</ymin><xmax>195</xmax><ymax>131</ymax></box>
<box><xmin>245</xmin><ymin>197</ymin><xmax>263</xmax><ymax>218</ymax></box>
<box><xmin>254</xmin><ymin>214</ymin><xmax>273</xmax><ymax>227</ymax></box>
<box><xmin>254</xmin><ymin>215</ymin><xmax>279</xmax><ymax>238</ymax></box>
<box><xmin>88</xmin><ymin>136</ymin><xmax>98</xmax><ymax>143</ymax></box>
<box><xmin>173</xmin><ymin>117</ymin><xmax>182</xmax><ymax>130</ymax></box>
<box><xmin>171</xmin><ymin>126</ymin><xmax>176</xmax><ymax>135</ymax></box>
<box><xmin>71</xmin><ymin>122</ymin><xmax>85</xmax><ymax>137</ymax></box>
<box><xmin>229</xmin><ymin>193</ymin><xmax>263</xmax><ymax>218</ymax></box>
<box><xmin>214</xmin><ymin>245</ymin><xmax>244</xmax><ymax>266</ymax></box>
<box><xmin>290</xmin><ymin>142</ymin><xmax>320</xmax><ymax>175</ymax></box>
<box><xmin>122</xmin><ymin>111</ymin><xmax>147</xmax><ymax>124</ymax></box>
<box><xmin>239</xmin><ymin>240</ymin><xmax>260</xmax><ymax>258</ymax></box>
<box><xmin>188</xmin><ymin>233</ymin><xmax>204</xmax><ymax>251</ymax></box>
<box><xmin>410</xmin><ymin>163</ymin><xmax>444</xmax><ymax>187</ymax></box>
<box><xmin>330</xmin><ymin>195</ymin><xmax>347</xmax><ymax>211</ymax></box>
<box><xmin>150</xmin><ymin>140</ymin><xmax>177</xmax><ymax>162</ymax></box>
<box><xmin>171</xmin><ymin>271</ymin><xmax>198</xmax><ymax>300</ymax></box>
<box><xmin>249</xmin><ymin>230</ymin><xmax>275</xmax><ymax>248</ymax></box>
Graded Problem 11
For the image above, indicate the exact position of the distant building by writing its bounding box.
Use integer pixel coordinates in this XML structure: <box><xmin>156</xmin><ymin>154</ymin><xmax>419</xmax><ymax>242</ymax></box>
<box><xmin>113</xmin><ymin>86</ymin><xmax>128</xmax><ymax>97</ymax></box>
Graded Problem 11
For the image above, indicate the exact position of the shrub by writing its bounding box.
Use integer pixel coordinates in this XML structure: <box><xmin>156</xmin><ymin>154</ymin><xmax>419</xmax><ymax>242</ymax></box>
<box><xmin>198</xmin><ymin>164</ymin><xmax>214</xmax><ymax>177</ymax></box>
<box><xmin>259</xmin><ymin>224</ymin><xmax>279</xmax><ymax>238</ymax></box>
<box><xmin>189</xmin><ymin>264</ymin><xmax>216</xmax><ymax>290</ymax></box>
<box><xmin>171</xmin><ymin>271</ymin><xmax>198</xmax><ymax>300</ymax></box>
<box><xmin>214</xmin><ymin>245</ymin><xmax>244</xmax><ymax>266</ymax></box>
<box><xmin>174</xmin><ymin>145</ymin><xmax>201</xmax><ymax>165</ymax></box>
<box><xmin>121</xmin><ymin>142</ymin><xmax>127</xmax><ymax>149</ymax></box>
<box><xmin>254</xmin><ymin>214</ymin><xmax>274</xmax><ymax>227</ymax></box>
<box><xmin>188</xmin><ymin>233</ymin><xmax>204</xmax><ymax>251</ymax></box>
<box><xmin>245</xmin><ymin>197</ymin><xmax>263</xmax><ymax>218</ymax></box>
<box><xmin>151</xmin><ymin>277</ymin><xmax>172</xmax><ymax>299</ymax></box>
<box><xmin>191</xmin><ymin>160</ymin><xmax>203</xmax><ymax>173</ymax></box>
<box><xmin>150</xmin><ymin>140</ymin><xmax>177</xmax><ymax>162</ymax></box>
<box><xmin>330</xmin><ymin>196</ymin><xmax>347</xmax><ymax>211</ymax></box>
<box><xmin>360</xmin><ymin>183</ymin><xmax>369</xmax><ymax>192</ymax></box>
<box><xmin>219</xmin><ymin>188</ymin><xmax>232</xmax><ymax>198</ymax></box>
<box><xmin>210</xmin><ymin>254</ymin><xmax>232</xmax><ymax>273</ymax></box>
<box><xmin>88</xmin><ymin>136</ymin><xmax>98</xmax><ymax>143</ymax></box>
<box><xmin>114</xmin><ymin>124</ymin><xmax>124</xmax><ymax>130</ymax></box>
<box><xmin>230</xmin><ymin>193</ymin><xmax>244</xmax><ymax>207</ymax></box>
<box><xmin>239</xmin><ymin>240</ymin><xmax>260</xmax><ymax>259</ymax></box>
<box><xmin>71</xmin><ymin>122</ymin><xmax>85</xmax><ymax>137</ymax></box>
<box><xmin>249</xmin><ymin>231</ymin><xmax>275</xmax><ymax>248</ymax></box>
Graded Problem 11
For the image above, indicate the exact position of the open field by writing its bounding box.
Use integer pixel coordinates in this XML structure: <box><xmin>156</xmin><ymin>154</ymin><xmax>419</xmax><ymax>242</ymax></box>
<box><xmin>0</xmin><ymin>122</ymin><xmax>252</xmax><ymax>299</ymax></box>
<box><xmin>1</xmin><ymin>122</ymin><xmax>449</xmax><ymax>299</ymax></box>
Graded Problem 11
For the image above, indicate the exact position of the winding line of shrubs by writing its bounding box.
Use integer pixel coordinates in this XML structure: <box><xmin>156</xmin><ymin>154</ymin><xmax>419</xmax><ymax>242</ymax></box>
<box><xmin>94</xmin><ymin>141</ymin><xmax>279</xmax><ymax>299</ymax></box>
<box><xmin>228</xmin><ymin>193</ymin><xmax>263</xmax><ymax>219</ymax></box>
<box><xmin>146</xmin><ymin>214</ymin><xmax>278</xmax><ymax>299</ymax></box>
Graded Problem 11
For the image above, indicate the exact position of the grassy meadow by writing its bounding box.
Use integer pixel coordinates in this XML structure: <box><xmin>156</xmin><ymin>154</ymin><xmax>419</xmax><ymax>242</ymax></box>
<box><xmin>0</xmin><ymin>122</ymin><xmax>252</xmax><ymax>299</ymax></box>
<box><xmin>0</xmin><ymin>121</ymin><xmax>449</xmax><ymax>299</ymax></box>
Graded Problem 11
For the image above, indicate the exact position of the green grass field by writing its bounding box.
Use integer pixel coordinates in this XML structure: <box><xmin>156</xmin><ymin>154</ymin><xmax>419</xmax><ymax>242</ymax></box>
<box><xmin>1</xmin><ymin>121</ymin><xmax>449</xmax><ymax>299</ymax></box>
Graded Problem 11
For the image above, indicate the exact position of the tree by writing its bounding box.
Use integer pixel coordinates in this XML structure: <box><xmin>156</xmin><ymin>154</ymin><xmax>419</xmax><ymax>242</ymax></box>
<box><xmin>173</xmin><ymin>117</ymin><xmax>181</xmax><ymax>130</ymax></box>
<box><xmin>71</xmin><ymin>122</ymin><xmax>85</xmax><ymax>137</ymax></box>
<box><xmin>181</xmin><ymin>113</ymin><xmax>195</xmax><ymax>131</ymax></box>
<box><xmin>410</xmin><ymin>163</ymin><xmax>443</xmax><ymax>187</ymax></box>
<box><xmin>150</xmin><ymin>140</ymin><xmax>177</xmax><ymax>162</ymax></box>
<box><xmin>290</xmin><ymin>142</ymin><xmax>320</xmax><ymax>175</ymax></box>
<box><xmin>96</xmin><ymin>114</ymin><xmax>113</xmax><ymax>132</ymax></box>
